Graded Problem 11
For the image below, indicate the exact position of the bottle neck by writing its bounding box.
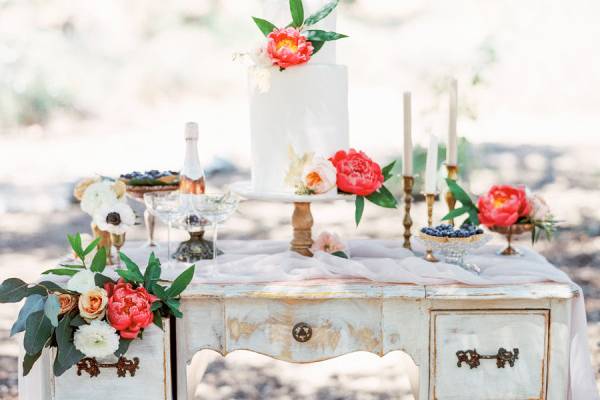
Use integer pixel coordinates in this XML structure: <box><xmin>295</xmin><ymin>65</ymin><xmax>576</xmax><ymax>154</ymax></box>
<box><xmin>181</xmin><ymin>138</ymin><xmax>204</xmax><ymax>180</ymax></box>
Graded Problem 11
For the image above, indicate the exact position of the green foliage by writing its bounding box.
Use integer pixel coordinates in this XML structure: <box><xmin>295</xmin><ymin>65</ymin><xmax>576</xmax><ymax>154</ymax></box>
<box><xmin>354</xmin><ymin>195</ymin><xmax>365</xmax><ymax>226</ymax></box>
<box><xmin>252</xmin><ymin>17</ymin><xmax>277</xmax><ymax>36</ymax></box>
<box><xmin>44</xmin><ymin>294</ymin><xmax>61</xmax><ymax>327</ymax></box>
<box><xmin>53</xmin><ymin>314</ymin><xmax>84</xmax><ymax>377</ymax></box>
<box><xmin>441</xmin><ymin>178</ymin><xmax>480</xmax><ymax>225</ymax></box>
<box><xmin>165</xmin><ymin>265</ymin><xmax>195</xmax><ymax>298</ymax></box>
<box><xmin>382</xmin><ymin>161</ymin><xmax>397</xmax><ymax>182</ymax></box>
<box><xmin>289</xmin><ymin>0</ymin><xmax>304</xmax><ymax>27</ymax></box>
<box><xmin>304</xmin><ymin>0</ymin><xmax>339</xmax><ymax>26</ymax></box>
<box><xmin>10</xmin><ymin>294</ymin><xmax>45</xmax><ymax>336</ymax></box>
<box><xmin>22</xmin><ymin>351</ymin><xmax>43</xmax><ymax>377</ymax></box>
<box><xmin>304</xmin><ymin>30</ymin><xmax>347</xmax><ymax>42</ymax></box>
<box><xmin>24</xmin><ymin>311</ymin><xmax>54</xmax><ymax>355</ymax></box>
<box><xmin>89</xmin><ymin>247</ymin><xmax>107</xmax><ymax>273</ymax></box>
<box><xmin>114</xmin><ymin>339</ymin><xmax>133</xmax><ymax>357</ymax></box>
<box><xmin>331</xmin><ymin>251</ymin><xmax>349</xmax><ymax>259</ymax></box>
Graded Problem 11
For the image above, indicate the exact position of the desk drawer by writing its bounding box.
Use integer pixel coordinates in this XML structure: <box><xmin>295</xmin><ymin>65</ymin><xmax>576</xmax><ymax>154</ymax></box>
<box><xmin>225</xmin><ymin>298</ymin><xmax>382</xmax><ymax>362</ymax></box>
<box><xmin>431</xmin><ymin>310</ymin><xmax>549</xmax><ymax>400</ymax></box>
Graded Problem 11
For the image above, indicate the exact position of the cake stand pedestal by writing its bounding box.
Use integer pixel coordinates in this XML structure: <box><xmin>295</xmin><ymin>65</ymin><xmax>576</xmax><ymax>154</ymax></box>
<box><xmin>229</xmin><ymin>181</ymin><xmax>352</xmax><ymax>257</ymax></box>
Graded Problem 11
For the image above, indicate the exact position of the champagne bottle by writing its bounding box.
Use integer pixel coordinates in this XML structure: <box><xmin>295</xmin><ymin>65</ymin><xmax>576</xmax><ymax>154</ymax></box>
<box><xmin>179</xmin><ymin>122</ymin><xmax>206</xmax><ymax>194</ymax></box>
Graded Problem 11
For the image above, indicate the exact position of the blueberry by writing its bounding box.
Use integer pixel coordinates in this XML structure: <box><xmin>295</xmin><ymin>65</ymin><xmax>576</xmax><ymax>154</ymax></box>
<box><xmin>476</xmin><ymin>228</ymin><xmax>483</xmax><ymax>234</ymax></box>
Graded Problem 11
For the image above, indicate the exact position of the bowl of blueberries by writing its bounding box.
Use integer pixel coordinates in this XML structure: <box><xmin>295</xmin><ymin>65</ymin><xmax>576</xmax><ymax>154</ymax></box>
<box><xmin>418</xmin><ymin>224</ymin><xmax>490</xmax><ymax>273</ymax></box>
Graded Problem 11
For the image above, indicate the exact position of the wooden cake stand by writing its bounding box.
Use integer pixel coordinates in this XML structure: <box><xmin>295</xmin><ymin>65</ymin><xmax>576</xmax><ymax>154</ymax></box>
<box><xmin>229</xmin><ymin>181</ymin><xmax>352</xmax><ymax>257</ymax></box>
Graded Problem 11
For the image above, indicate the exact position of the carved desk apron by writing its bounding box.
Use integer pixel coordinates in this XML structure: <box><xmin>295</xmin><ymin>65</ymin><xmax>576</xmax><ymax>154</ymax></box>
<box><xmin>176</xmin><ymin>279</ymin><xmax>577</xmax><ymax>400</ymax></box>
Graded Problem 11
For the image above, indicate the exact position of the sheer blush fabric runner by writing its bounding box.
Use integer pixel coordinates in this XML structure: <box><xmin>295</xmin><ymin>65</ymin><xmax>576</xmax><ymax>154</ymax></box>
<box><xmin>120</xmin><ymin>240</ymin><xmax>600</xmax><ymax>399</ymax></box>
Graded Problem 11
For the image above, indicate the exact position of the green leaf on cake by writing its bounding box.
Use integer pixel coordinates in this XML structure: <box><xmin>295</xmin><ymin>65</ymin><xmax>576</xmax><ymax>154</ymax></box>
<box><xmin>67</xmin><ymin>233</ymin><xmax>84</xmax><ymax>261</ymax></box>
<box><xmin>94</xmin><ymin>273</ymin><xmax>115</xmax><ymax>288</ymax></box>
<box><xmin>165</xmin><ymin>265</ymin><xmax>195</xmax><ymax>298</ymax></box>
<box><xmin>44</xmin><ymin>294</ymin><xmax>61</xmax><ymax>327</ymax></box>
<box><xmin>304</xmin><ymin>0</ymin><xmax>339</xmax><ymax>26</ymax></box>
<box><xmin>252</xmin><ymin>17</ymin><xmax>278</xmax><ymax>36</ymax></box>
<box><xmin>114</xmin><ymin>338</ymin><xmax>133</xmax><ymax>357</ymax></box>
<box><xmin>445</xmin><ymin>178</ymin><xmax>475</xmax><ymax>207</ymax></box>
<box><xmin>54</xmin><ymin>314</ymin><xmax>84</xmax><ymax>376</ymax></box>
<box><xmin>289</xmin><ymin>0</ymin><xmax>304</xmax><ymax>27</ymax></box>
<box><xmin>355</xmin><ymin>195</ymin><xmax>365</xmax><ymax>226</ymax></box>
<box><xmin>311</xmin><ymin>40</ymin><xmax>325</xmax><ymax>55</ymax></box>
<box><xmin>82</xmin><ymin>237</ymin><xmax>101</xmax><ymax>257</ymax></box>
<box><xmin>143</xmin><ymin>253</ymin><xmax>162</xmax><ymax>291</ymax></box>
<box><xmin>0</xmin><ymin>278</ymin><xmax>32</xmax><ymax>303</ymax></box>
<box><xmin>441</xmin><ymin>206</ymin><xmax>469</xmax><ymax>222</ymax></box>
<box><xmin>22</xmin><ymin>351</ymin><xmax>42</xmax><ymax>376</ymax></box>
<box><xmin>118</xmin><ymin>252</ymin><xmax>144</xmax><ymax>283</ymax></box>
<box><xmin>331</xmin><ymin>251</ymin><xmax>349</xmax><ymax>259</ymax></box>
<box><xmin>153</xmin><ymin>311</ymin><xmax>164</xmax><ymax>330</ymax></box>
<box><xmin>305</xmin><ymin>30</ymin><xmax>347</xmax><ymax>42</ymax></box>
<box><xmin>24</xmin><ymin>311</ymin><xmax>54</xmax><ymax>355</ymax></box>
<box><xmin>41</xmin><ymin>268</ymin><xmax>79</xmax><ymax>277</ymax></box>
<box><xmin>366</xmin><ymin>186</ymin><xmax>398</xmax><ymax>209</ymax></box>
<box><xmin>10</xmin><ymin>294</ymin><xmax>46</xmax><ymax>336</ymax></box>
<box><xmin>89</xmin><ymin>247</ymin><xmax>107</xmax><ymax>273</ymax></box>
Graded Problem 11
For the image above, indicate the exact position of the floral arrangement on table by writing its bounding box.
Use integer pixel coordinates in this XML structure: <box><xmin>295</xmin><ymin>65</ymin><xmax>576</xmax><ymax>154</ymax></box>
<box><xmin>0</xmin><ymin>233</ymin><xmax>195</xmax><ymax>377</ymax></box>
<box><xmin>311</xmin><ymin>231</ymin><xmax>348</xmax><ymax>258</ymax></box>
<box><xmin>286</xmin><ymin>147</ymin><xmax>397</xmax><ymax>225</ymax></box>
<box><xmin>74</xmin><ymin>177</ymin><xmax>137</xmax><ymax>263</ymax></box>
<box><xmin>239</xmin><ymin>0</ymin><xmax>347</xmax><ymax>92</ymax></box>
<box><xmin>444</xmin><ymin>179</ymin><xmax>558</xmax><ymax>243</ymax></box>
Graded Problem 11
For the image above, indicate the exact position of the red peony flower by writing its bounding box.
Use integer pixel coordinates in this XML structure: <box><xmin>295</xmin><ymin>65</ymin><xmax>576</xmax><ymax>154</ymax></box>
<box><xmin>329</xmin><ymin>149</ymin><xmax>384</xmax><ymax>196</ymax></box>
<box><xmin>266</xmin><ymin>27</ymin><xmax>314</xmax><ymax>69</ymax></box>
<box><xmin>477</xmin><ymin>185</ymin><xmax>532</xmax><ymax>228</ymax></box>
<box><xmin>104</xmin><ymin>279</ymin><xmax>158</xmax><ymax>339</ymax></box>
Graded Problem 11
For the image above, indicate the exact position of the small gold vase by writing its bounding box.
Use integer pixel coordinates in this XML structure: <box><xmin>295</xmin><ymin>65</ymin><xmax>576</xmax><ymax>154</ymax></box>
<box><xmin>489</xmin><ymin>224</ymin><xmax>533</xmax><ymax>255</ymax></box>
<box><xmin>110</xmin><ymin>233</ymin><xmax>126</xmax><ymax>268</ymax></box>
<box><xmin>91</xmin><ymin>223</ymin><xmax>112</xmax><ymax>264</ymax></box>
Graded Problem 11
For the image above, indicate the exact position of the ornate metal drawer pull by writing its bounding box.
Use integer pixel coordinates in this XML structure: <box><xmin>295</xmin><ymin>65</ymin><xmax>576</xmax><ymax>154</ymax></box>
<box><xmin>76</xmin><ymin>356</ymin><xmax>140</xmax><ymax>378</ymax></box>
<box><xmin>456</xmin><ymin>348</ymin><xmax>519</xmax><ymax>369</ymax></box>
<box><xmin>292</xmin><ymin>322</ymin><xmax>313</xmax><ymax>343</ymax></box>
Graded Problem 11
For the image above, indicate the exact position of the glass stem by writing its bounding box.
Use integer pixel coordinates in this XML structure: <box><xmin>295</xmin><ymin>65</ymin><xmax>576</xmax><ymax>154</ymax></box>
<box><xmin>213</xmin><ymin>223</ymin><xmax>218</xmax><ymax>262</ymax></box>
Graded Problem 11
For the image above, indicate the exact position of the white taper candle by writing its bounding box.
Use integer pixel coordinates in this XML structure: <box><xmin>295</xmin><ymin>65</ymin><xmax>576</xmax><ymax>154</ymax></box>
<box><xmin>403</xmin><ymin>92</ymin><xmax>413</xmax><ymax>176</ymax></box>
<box><xmin>425</xmin><ymin>134</ymin><xmax>439</xmax><ymax>194</ymax></box>
<box><xmin>447</xmin><ymin>78</ymin><xmax>458</xmax><ymax>166</ymax></box>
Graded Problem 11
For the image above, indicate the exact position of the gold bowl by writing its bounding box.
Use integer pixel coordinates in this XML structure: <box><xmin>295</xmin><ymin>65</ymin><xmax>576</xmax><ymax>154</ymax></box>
<box><xmin>489</xmin><ymin>223</ymin><xmax>533</xmax><ymax>256</ymax></box>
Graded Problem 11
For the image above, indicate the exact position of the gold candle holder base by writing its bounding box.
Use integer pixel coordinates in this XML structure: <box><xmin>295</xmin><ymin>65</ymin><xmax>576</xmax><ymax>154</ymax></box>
<box><xmin>290</xmin><ymin>202</ymin><xmax>314</xmax><ymax>257</ymax></box>
<box><xmin>424</xmin><ymin>193</ymin><xmax>439</xmax><ymax>263</ymax></box>
<box><xmin>445</xmin><ymin>164</ymin><xmax>459</xmax><ymax>226</ymax></box>
<box><xmin>402</xmin><ymin>176</ymin><xmax>415</xmax><ymax>249</ymax></box>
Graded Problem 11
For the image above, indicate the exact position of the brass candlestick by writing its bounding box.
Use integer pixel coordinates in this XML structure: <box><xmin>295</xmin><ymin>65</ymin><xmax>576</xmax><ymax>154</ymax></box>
<box><xmin>402</xmin><ymin>176</ymin><xmax>415</xmax><ymax>249</ymax></box>
<box><xmin>445</xmin><ymin>164</ymin><xmax>459</xmax><ymax>226</ymax></box>
<box><xmin>290</xmin><ymin>202</ymin><xmax>314</xmax><ymax>257</ymax></box>
<box><xmin>424</xmin><ymin>193</ymin><xmax>439</xmax><ymax>262</ymax></box>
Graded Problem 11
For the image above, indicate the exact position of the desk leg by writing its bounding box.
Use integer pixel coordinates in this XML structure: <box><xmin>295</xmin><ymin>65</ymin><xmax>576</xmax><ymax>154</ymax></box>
<box><xmin>175</xmin><ymin>317</ymin><xmax>188</xmax><ymax>400</ymax></box>
<box><xmin>546</xmin><ymin>298</ymin><xmax>571</xmax><ymax>400</ymax></box>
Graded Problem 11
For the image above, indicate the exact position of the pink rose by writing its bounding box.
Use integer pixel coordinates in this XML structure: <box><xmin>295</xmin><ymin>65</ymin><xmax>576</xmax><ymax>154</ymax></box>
<box><xmin>478</xmin><ymin>185</ymin><xmax>532</xmax><ymax>228</ymax></box>
<box><xmin>266</xmin><ymin>28</ymin><xmax>313</xmax><ymax>69</ymax></box>
<box><xmin>105</xmin><ymin>279</ymin><xmax>158</xmax><ymax>339</ymax></box>
<box><xmin>311</xmin><ymin>232</ymin><xmax>346</xmax><ymax>254</ymax></box>
<box><xmin>329</xmin><ymin>149</ymin><xmax>384</xmax><ymax>196</ymax></box>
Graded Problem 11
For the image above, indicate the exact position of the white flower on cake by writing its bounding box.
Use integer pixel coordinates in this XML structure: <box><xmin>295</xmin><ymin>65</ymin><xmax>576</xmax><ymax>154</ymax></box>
<box><xmin>67</xmin><ymin>270</ymin><xmax>97</xmax><ymax>294</ymax></box>
<box><xmin>302</xmin><ymin>156</ymin><xmax>337</xmax><ymax>194</ymax></box>
<box><xmin>285</xmin><ymin>145</ymin><xmax>314</xmax><ymax>192</ymax></box>
<box><xmin>74</xmin><ymin>320</ymin><xmax>120</xmax><ymax>359</ymax></box>
<box><xmin>80</xmin><ymin>181</ymin><xmax>119</xmax><ymax>216</ymax></box>
<box><xmin>93</xmin><ymin>202</ymin><xmax>136</xmax><ymax>235</ymax></box>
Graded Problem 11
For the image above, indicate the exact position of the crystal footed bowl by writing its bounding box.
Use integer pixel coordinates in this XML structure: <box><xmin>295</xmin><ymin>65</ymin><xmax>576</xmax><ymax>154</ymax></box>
<box><xmin>417</xmin><ymin>232</ymin><xmax>492</xmax><ymax>273</ymax></box>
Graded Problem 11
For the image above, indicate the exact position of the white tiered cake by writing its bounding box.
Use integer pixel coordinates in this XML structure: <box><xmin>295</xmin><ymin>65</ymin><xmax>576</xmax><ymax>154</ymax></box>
<box><xmin>249</xmin><ymin>0</ymin><xmax>349</xmax><ymax>195</ymax></box>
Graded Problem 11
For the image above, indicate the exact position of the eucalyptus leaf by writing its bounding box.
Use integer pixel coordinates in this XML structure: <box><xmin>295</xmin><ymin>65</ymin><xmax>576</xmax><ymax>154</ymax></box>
<box><xmin>24</xmin><ymin>311</ymin><xmax>54</xmax><ymax>355</ymax></box>
<box><xmin>304</xmin><ymin>30</ymin><xmax>347</xmax><ymax>42</ymax></box>
<box><xmin>11</xmin><ymin>294</ymin><xmax>46</xmax><ymax>336</ymax></box>
<box><xmin>355</xmin><ymin>196</ymin><xmax>365</xmax><ymax>226</ymax></box>
<box><xmin>69</xmin><ymin>314</ymin><xmax>86</xmax><ymax>327</ymax></box>
<box><xmin>54</xmin><ymin>314</ymin><xmax>84</xmax><ymax>376</ymax></box>
<box><xmin>304</xmin><ymin>0</ymin><xmax>339</xmax><ymax>26</ymax></box>
<box><xmin>289</xmin><ymin>0</ymin><xmax>304</xmax><ymax>27</ymax></box>
<box><xmin>0</xmin><ymin>278</ymin><xmax>31</xmax><ymax>303</ymax></box>
<box><xmin>44</xmin><ymin>294</ymin><xmax>61</xmax><ymax>327</ymax></box>
<box><xmin>165</xmin><ymin>265</ymin><xmax>195</xmax><ymax>298</ymax></box>
<box><xmin>41</xmin><ymin>268</ymin><xmax>79</xmax><ymax>277</ymax></box>
<box><xmin>252</xmin><ymin>17</ymin><xmax>277</xmax><ymax>36</ymax></box>
<box><xmin>90</xmin><ymin>247</ymin><xmax>107</xmax><ymax>273</ymax></box>
<box><xmin>22</xmin><ymin>351</ymin><xmax>42</xmax><ymax>376</ymax></box>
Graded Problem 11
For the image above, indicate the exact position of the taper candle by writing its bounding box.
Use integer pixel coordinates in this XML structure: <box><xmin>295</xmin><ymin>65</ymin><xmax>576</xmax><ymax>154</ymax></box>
<box><xmin>425</xmin><ymin>134</ymin><xmax>438</xmax><ymax>194</ymax></box>
<box><xmin>403</xmin><ymin>92</ymin><xmax>413</xmax><ymax>176</ymax></box>
<box><xmin>447</xmin><ymin>78</ymin><xmax>458</xmax><ymax>166</ymax></box>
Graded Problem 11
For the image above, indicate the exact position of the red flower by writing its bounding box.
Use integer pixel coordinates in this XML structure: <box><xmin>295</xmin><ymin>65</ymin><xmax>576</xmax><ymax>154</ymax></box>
<box><xmin>477</xmin><ymin>185</ymin><xmax>532</xmax><ymax>228</ymax></box>
<box><xmin>329</xmin><ymin>149</ymin><xmax>384</xmax><ymax>196</ymax></box>
<box><xmin>266</xmin><ymin>27</ymin><xmax>313</xmax><ymax>69</ymax></box>
<box><xmin>104</xmin><ymin>279</ymin><xmax>158</xmax><ymax>339</ymax></box>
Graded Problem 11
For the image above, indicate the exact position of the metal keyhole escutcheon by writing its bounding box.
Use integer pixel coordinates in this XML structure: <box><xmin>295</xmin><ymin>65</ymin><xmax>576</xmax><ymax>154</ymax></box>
<box><xmin>292</xmin><ymin>322</ymin><xmax>312</xmax><ymax>343</ymax></box>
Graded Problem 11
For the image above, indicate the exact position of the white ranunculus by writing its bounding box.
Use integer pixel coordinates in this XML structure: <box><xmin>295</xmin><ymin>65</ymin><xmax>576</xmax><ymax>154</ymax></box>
<box><xmin>249</xmin><ymin>46</ymin><xmax>274</xmax><ymax>93</ymax></box>
<box><xmin>67</xmin><ymin>270</ymin><xmax>97</xmax><ymax>294</ymax></box>
<box><xmin>302</xmin><ymin>156</ymin><xmax>337</xmax><ymax>194</ymax></box>
<box><xmin>74</xmin><ymin>320</ymin><xmax>120</xmax><ymax>359</ymax></box>
<box><xmin>81</xmin><ymin>181</ymin><xmax>118</xmax><ymax>216</ymax></box>
<box><xmin>93</xmin><ymin>201</ymin><xmax>136</xmax><ymax>235</ymax></box>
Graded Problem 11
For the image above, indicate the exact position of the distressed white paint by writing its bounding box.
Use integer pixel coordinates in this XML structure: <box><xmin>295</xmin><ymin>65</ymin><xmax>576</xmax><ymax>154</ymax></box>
<box><xmin>431</xmin><ymin>310</ymin><xmax>548</xmax><ymax>400</ymax></box>
<box><xmin>19</xmin><ymin>322</ymin><xmax>171</xmax><ymax>400</ymax></box>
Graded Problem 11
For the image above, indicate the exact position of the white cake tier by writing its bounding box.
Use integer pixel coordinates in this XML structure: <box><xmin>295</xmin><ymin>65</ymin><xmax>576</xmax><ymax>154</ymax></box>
<box><xmin>249</xmin><ymin>64</ymin><xmax>349</xmax><ymax>194</ymax></box>
<box><xmin>261</xmin><ymin>0</ymin><xmax>338</xmax><ymax>64</ymax></box>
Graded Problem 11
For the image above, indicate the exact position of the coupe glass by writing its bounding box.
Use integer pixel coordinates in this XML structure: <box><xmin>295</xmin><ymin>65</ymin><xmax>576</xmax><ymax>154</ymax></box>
<box><xmin>144</xmin><ymin>191</ymin><xmax>183</xmax><ymax>267</ymax></box>
<box><xmin>189</xmin><ymin>193</ymin><xmax>240</xmax><ymax>262</ymax></box>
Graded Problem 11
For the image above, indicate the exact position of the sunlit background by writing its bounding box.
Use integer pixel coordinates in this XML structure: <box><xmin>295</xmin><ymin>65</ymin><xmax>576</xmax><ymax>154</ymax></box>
<box><xmin>1</xmin><ymin>0</ymin><xmax>600</xmax><ymax>398</ymax></box>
